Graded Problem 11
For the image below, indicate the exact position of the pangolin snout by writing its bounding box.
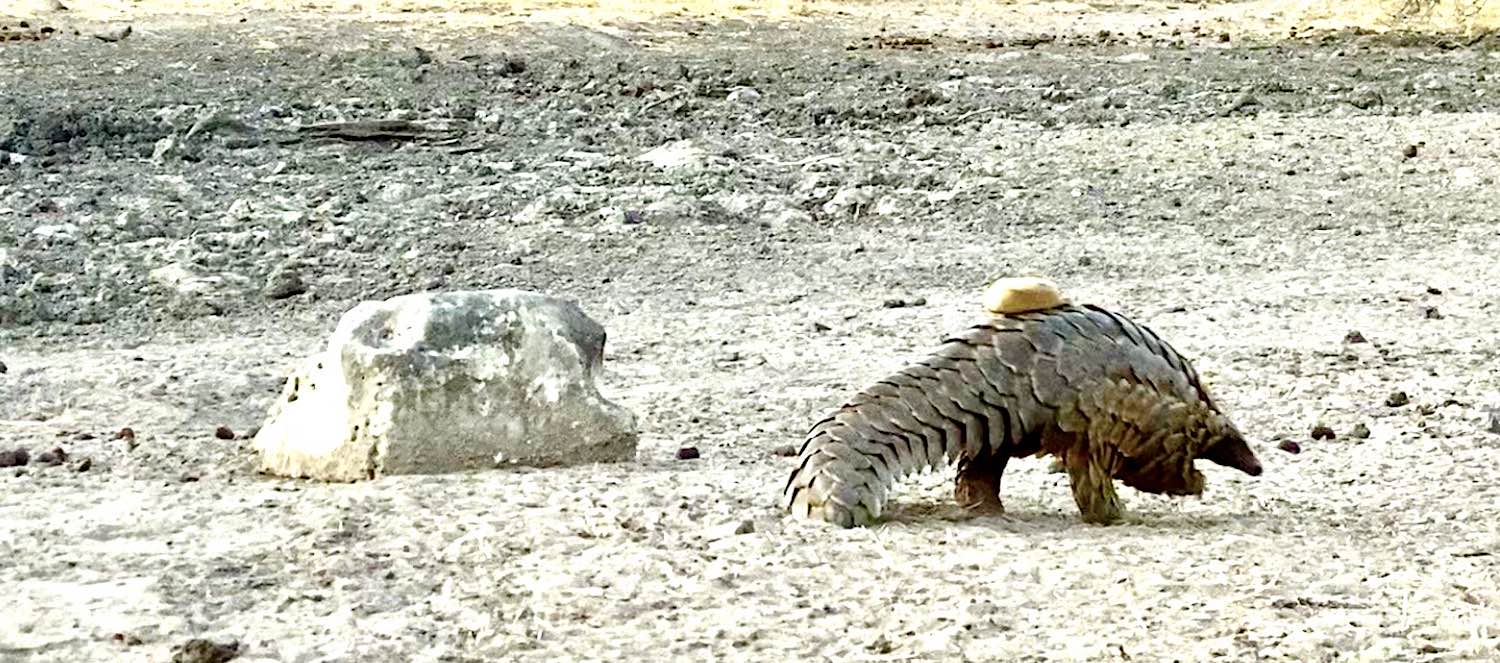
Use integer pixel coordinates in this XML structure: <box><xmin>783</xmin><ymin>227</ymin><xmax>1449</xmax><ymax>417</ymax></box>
<box><xmin>1200</xmin><ymin>434</ymin><xmax>1263</xmax><ymax>477</ymax></box>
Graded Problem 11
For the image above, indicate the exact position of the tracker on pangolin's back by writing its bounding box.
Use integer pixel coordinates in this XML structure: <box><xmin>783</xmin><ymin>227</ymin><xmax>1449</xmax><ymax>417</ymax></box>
<box><xmin>782</xmin><ymin>278</ymin><xmax>1262</xmax><ymax>527</ymax></box>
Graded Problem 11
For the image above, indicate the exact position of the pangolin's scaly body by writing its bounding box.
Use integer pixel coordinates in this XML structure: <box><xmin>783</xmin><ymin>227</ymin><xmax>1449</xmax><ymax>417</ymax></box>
<box><xmin>782</xmin><ymin>302</ymin><xmax>1262</xmax><ymax>527</ymax></box>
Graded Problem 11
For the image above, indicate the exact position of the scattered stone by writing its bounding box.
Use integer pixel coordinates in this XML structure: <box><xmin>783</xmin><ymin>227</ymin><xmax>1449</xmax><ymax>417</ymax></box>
<box><xmin>170</xmin><ymin>638</ymin><xmax>241</xmax><ymax>663</ymax></box>
<box><xmin>726</xmin><ymin>87</ymin><xmax>762</xmax><ymax>104</ymax></box>
<box><xmin>0</xmin><ymin>359</ymin><xmax>6</xmax><ymax>373</ymax></box>
<box><xmin>1223</xmin><ymin>92</ymin><xmax>1259</xmax><ymax>115</ymax></box>
<box><xmin>636</xmin><ymin>139</ymin><xmax>706</xmax><ymax>170</ymax></box>
<box><xmin>810</xmin><ymin>321</ymin><xmax>832</xmax><ymax>333</ymax></box>
<box><xmin>35</xmin><ymin>447</ymin><xmax>67</xmax><ymax>465</ymax></box>
<box><xmin>500</xmin><ymin>57</ymin><xmax>527</xmax><ymax>75</ymax></box>
<box><xmin>1402</xmin><ymin>144</ymin><xmax>1419</xmax><ymax>159</ymax></box>
<box><xmin>180</xmin><ymin>469</ymin><xmax>202</xmax><ymax>483</ymax></box>
<box><xmin>1277</xmin><ymin>439</ymin><xmax>1302</xmax><ymax>454</ymax></box>
<box><xmin>263</xmin><ymin>267</ymin><xmax>307</xmax><ymax>300</ymax></box>
<box><xmin>214</xmin><ymin>426</ymin><xmax>235</xmax><ymax>440</ymax></box>
<box><xmin>73</xmin><ymin>457</ymin><xmax>92</xmax><ymax>472</ymax></box>
<box><xmin>1423</xmin><ymin>306</ymin><xmax>1442</xmax><ymax>320</ymax></box>
<box><xmin>1386</xmin><ymin>391</ymin><xmax>1410</xmax><ymax>407</ymax></box>
<box><xmin>771</xmin><ymin>444</ymin><xmax>798</xmax><ymax>457</ymax></box>
<box><xmin>1350</xmin><ymin>422</ymin><xmax>1372</xmax><ymax>439</ymax></box>
<box><xmin>1343</xmin><ymin>330</ymin><xmax>1367</xmax><ymax>344</ymax></box>
<box><xmin>1426</xmin><ymin>286</ymin><xmax>1443</xmax><ymax>295</ymax></box>
<box><xmin>705</xmin><ymin>519</ymin><xmax>756</xmax><ymax>541</ymax></box>
<box><xmin>405</xmin><ymin>46</ymin><xmax>433</xmax><ymax>67</ymax></box>
<box><xmin>253</xmin><ymin>289</ymin><xmax>639</xmax><ymax>481</ymax></box>
<box><xmin>149</xmin><ymin>135</ymin><xmax>180</xmax><ymax>162</ymax></box>
<box><xmin>184</xmin><ymin>108</ymin><xmax>252</xmax><ymax>141</ymax></box>
<box><xmin>676</xmin><ymin>446</ymin><xmax>701</xmax><ymax>460</ymax></box>
<box><xmin>0</xmin><ymin>448</ymin><xmax>30</xmax><ymax>467</ymax></box>
<box><xmin>94</xmin><ymin>25</ymin><xmax>131</xmax><ymax>43</ymax></box>
<box><xmin>1310</xmin><ymin>425</ymin><xmax>1335</xmax><ymax>440</ymax></box>
<box><xmin>1347</xmin><ymin>86</ymin><xmax>1383</xmax><ymax>109</ymax></box>
<box><xmin>1485</xmin><ymin>411</ymin><xmax>1500</xmax><ymax>435</ymax></box>
<box><xmin>822</xmin><ymin>187</ymin><xmax>874</xmax><ymax>217</ymax></box>
<box><xmin>882</xmin><ymin>296</ymin><xmax>926</xmax><ymax>309</ymax></box>
<box><xmin>905</xmin><ymin>87</ymin><xmax>945</xmax><ymax>107</ymax></box>
<box><xmin>116</xmin><ymin>427</ymin><xmax>138</xmax><ymax>450</ymax></box>
<box><xmin>149</xmin><ymin>263</ymin><xmax>248</xmax><ymax>318</ymax></box>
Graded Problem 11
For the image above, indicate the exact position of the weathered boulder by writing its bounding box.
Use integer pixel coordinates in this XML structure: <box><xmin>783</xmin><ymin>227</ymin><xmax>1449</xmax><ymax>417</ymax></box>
<box><xmin>253</xmin><ymin>289</ymin><xmax>638</xmax><ymax>481</ymax></box>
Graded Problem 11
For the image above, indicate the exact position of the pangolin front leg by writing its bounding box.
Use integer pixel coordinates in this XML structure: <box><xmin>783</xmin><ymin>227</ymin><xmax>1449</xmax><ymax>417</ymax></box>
<box><xmin>1044</xmin><ymin>428</ymin><xmax>1123</xmax><ymax>524</ymax></box>
<box><xmin>1063</xmin><ymin>443</ymin><xmax>1123</xmax><ymax>525</ymax></box>
<box><xmin>954</xmin><ymin>452</ymin><xmax>1007</xmax><ymax>515</ymax></box>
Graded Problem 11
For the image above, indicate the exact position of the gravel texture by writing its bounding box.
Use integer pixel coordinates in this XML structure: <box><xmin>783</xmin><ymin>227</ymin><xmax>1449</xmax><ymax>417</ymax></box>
<box><xmin>2</xmin><ymin>1</ymin><xmax>1500</xmax><ymax>661</ymax></box>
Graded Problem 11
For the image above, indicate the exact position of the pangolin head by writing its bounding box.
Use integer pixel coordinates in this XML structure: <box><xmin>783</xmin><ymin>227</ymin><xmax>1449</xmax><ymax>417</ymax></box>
<box><xmin>1196</xmin><ymin>423</ymin><xmax>1263</xmax><ymax>477</ymax></box>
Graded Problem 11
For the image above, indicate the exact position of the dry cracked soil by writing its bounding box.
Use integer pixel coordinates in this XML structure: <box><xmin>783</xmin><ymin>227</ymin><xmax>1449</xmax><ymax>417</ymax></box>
<box><xmin>2</xmin><ymin>1</ymin><xmax>1500</xmax><ymax>661</ymax></box>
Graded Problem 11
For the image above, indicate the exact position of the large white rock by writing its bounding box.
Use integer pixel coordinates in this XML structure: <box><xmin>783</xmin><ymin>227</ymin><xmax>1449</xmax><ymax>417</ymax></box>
<box><xmin>253</xmin><ymin>289</ymin><xmax>638</xmax><ymax>481</ymax></box>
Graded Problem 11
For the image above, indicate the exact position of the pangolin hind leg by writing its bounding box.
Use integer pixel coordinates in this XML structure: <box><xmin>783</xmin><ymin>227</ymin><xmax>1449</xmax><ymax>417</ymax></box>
<box><xmin>954</xmin><ymin>452</ymin><xmax>1008</xmax><ymax>515</ymax></box>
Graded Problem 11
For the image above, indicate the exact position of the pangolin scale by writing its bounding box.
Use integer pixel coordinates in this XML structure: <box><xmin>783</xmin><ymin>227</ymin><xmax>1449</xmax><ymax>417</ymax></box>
<box><xmin>781</xmin><ymin>302</ymin><xmax>1263</xmax><ymax>527</ymax></box>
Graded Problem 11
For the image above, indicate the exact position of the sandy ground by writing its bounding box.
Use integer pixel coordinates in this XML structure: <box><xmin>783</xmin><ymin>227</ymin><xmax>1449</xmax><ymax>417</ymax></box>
<box><xmin>3</xmin><ymin>1</ymin><xmax>1500</xmax><ymax>661</ymax></box>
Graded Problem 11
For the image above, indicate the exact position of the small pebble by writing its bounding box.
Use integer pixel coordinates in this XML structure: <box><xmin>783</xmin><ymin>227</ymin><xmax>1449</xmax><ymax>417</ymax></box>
<box><xmin>771</xmin><ymin>444</ymin><xmax>798</xmax><ymax>457</ymax></box>
<box><xmin>263</xmin><ymin>268</ymin><xmax>308</xmax><ymax>300</ymax></box>
<box><xmin>73</xmin><ymin>457</ymin><xmax>92</xmax><ymax>472</ymax></box>
<box><xmin>1423</xmin><ymin>306</ymin><xmax>1443</xmax><ymax>320</ymax></box>
<box><xmin>1426</xmin><ymin>286</ymin><xmax>1443</xmax><ymax>295</ymax></box>
<box><xmin>0</xmin><ymin>359</ymin><xmax>7</xmax><ymax>373</ymax></box>
<box><xmin>116</xmin><ymin>427</ymin><xmax>138</xmax><ymax>450</ymax></box>
<box><xmin>1350</xmin><ymin>422</ymin><xmax>1371</xmax><ymax>439</ymax></box>
<box><xmin>180</xmin><ymin>469</ymin><xmax>202</xmax><ymax>483</ymax></box>
<box><xmin>170</xmin><ymin>638</ymin><xmax>241</xmax><ymax>663</ymax></box>
<box><xmin>810</xmin><ymin>321</ymin><xmax>832</xmax><ymax>333</ymax></box>
<box><xmin>1485</xmin><ymin>411</ymin><xmax>1500</xmax><ymax>435</ymax></box>
<box><xmin>214</xmin><ymin>426</ymin><xmax>235</xmax><ymax>440</ymax></box>
<box><xmin>1277</xmin><ymin>440</ymin><xmax>1302</xmax><ymax>454</ymax></box>
<box><xmin>1310</xmin><ymin>425</ymin><xmax>1335</xmax><ymax>440</ymax></box>
<box><xmin>35</xmin><ymin>447</ymin><xmax>67</xmax><ymax>465</ymax></box>
<box><xmin>1386</xmin><ymin>391</ymin><xmax>1410</xmax><ymax>407</ymax></box>
<box><xmin>705</xmin><ymin>519</ymin><xmax>757</xmax><ymax>541</ymax></box>
<box><xmin>1403</xmin><ymin>144</ymin><xmax>1419</xmax><ymax>159</ymax></box>
<box><xmin>94</xmin><ymin>24</ymin><xmax>131</xmax><ymax>42</ymax></box>
<box><xmin>0</xmin><ymin>448</ymin><xmax>30</xmax><ymax>467</ymax></box>
<box><xmin>882</xmin><ymin>296</ymin><xmax>926</xmax><ymax>309</ymax></box>
<box><xmin>1343</xmin><ymin>330</ymin><xmax>1367</xmax><ymax>344</ymax></box>
<box><xmin>676</xmin><ymin>447</ymin><xmax>701</xmax><ymax>460</ymax></box>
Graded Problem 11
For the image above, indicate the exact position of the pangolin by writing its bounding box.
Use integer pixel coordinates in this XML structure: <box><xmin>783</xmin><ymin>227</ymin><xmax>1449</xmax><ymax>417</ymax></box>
<box><xmin>782</xmin><ymin>278</ymin><xmax>1263</xmax><ymax>527</ymax></box>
